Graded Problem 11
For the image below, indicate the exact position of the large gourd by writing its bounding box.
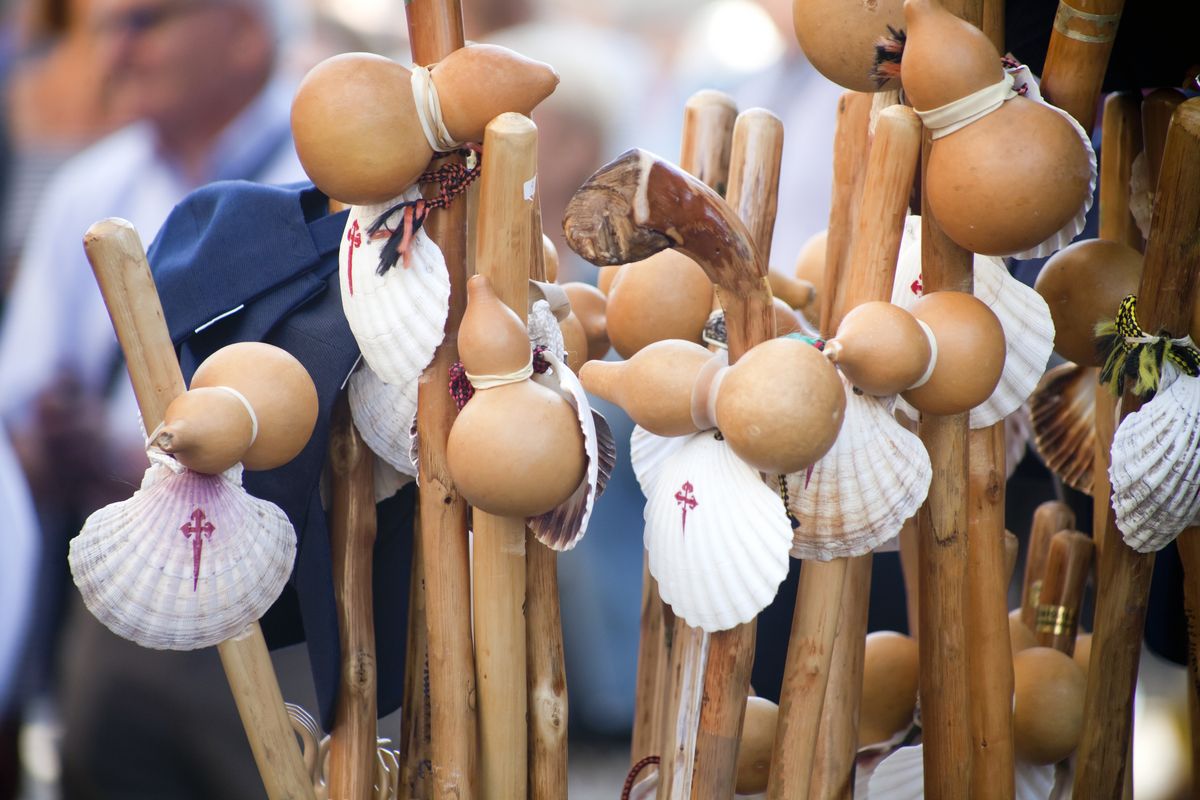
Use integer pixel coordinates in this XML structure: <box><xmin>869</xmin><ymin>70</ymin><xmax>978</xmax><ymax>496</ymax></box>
<box><xmin>792</xmin><ymin>0</ymin><xmax>904</xmax><ymax>92</ymax></box>
<box><xmin>901</xmin><ymin>0</ymin><xmax>1091</xmax><ymax>256</ymax></box>
<box><xmin>604</xmin><ymin>250</ymin><xmax>714</xmax><ymax>358</ymax></box>
<box><xmin>901</xmin><ymin>291</ymin><xmax>1006</xmax><ymax>415</ymax></box>
<box><xmin>446</xmin><ymin>275</ymin><xmax>585</xmax><ymax>517</ymax></box>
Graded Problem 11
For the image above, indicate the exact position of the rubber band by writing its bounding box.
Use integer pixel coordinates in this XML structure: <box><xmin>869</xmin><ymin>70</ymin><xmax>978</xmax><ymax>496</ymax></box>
<box><xmin>908</xmin><ymin>319</ymin><xmax>939</xmax><ymax>390</ymax></box>
<box><xmin>465</xmin><ymin>359</ymin><xmax>534</xmax><ymax>390</ymax></box>
<box><xmin>410</xmin><ymin>65</ymin><xmax>462</xmax><ymax>152</ymax></box>
<box><xmin>689</xmin><ymin>351</ymin><xmax>729</xmax><ymax>431</ymax></box>
<box><xmin>915</xmin><ymin>71</ymin><xmax>1015</xmax><ymax>140</ymax></box>
<box><xmin>213</xmin><ymin>385</ymin><xmax>259</xmax><ymax>446</ymax></box>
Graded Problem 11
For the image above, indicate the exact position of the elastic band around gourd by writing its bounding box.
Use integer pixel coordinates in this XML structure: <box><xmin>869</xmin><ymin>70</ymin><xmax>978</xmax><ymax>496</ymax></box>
<box><xmin>915</xmin><ymin>71</ymin><xmax>1016</xmax><ymax>140</ymax></box>
<box><xmin>410</xmin><ymin>65</ymin><xmax>463</xmax><ymax>152</ymax></box>
<box><xmin>908</xmin><ymin>320</ymin><xmax>939</xmax><ymax>389</ymax></box>
<box><xmin>214</xmin><ymin>385</ymin><xmax>259</xmax><ymax>446</ymax></box>
<box><xmin>690</xmin><ymin>351</ymin><xmax>730</xmax><ymax>431</ymax></box>
<box><xmin>465</xmin><ymin>359</ymin><xmax>534</xmax><ymax>390</ymax></box>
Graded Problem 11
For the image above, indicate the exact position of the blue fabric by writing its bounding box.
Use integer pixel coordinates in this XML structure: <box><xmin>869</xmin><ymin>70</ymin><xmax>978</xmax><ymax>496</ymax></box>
<box><xmin>147</xmin><ymin>179</ymin><xmax>413</xmax><ymax>728</ymax></box>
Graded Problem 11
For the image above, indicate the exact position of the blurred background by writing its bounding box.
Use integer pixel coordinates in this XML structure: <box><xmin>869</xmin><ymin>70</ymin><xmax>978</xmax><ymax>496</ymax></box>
<box><xmin>0</xmin><ymin>0</ymin><xmax>1191</xmax><ymax>797</ymax></box>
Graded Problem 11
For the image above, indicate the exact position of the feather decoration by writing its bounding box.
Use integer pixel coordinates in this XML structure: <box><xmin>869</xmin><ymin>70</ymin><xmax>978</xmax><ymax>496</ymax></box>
<box><xmin>1096</xmin><ymin>294</ymin><xmax>1200</xmax><ymax>400</ymax></box>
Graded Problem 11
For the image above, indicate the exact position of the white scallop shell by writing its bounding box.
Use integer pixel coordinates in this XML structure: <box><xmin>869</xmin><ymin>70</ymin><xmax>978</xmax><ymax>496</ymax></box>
<box><xmin>1110</xmin><ymin>367</ymin><xmax>1200</xmax><ymax>552</ymax></box>
<box><xmin>893</xmin><ymin>215</ymin><xmax>1055</xmax><ymax>428</ymax></box>
<box><xmin>862</xmin><ymin>744</ymin><xmax>1054</xmax><ymax>799</ymax></box>
<box><xmin>68</xmin><ymin>459</ymin><xmax>295</xmax><ymax>650</ymax></box>
<box><xmin>527</xmin><ymin>351</ymin><xmax>615</xmax><ymax>550</ymax></box>
<box><xmin>348</xmin><ymin>362</ymin><xmax>418</xmax><ymax>481</ymax></box>
<box><xmin>1005</xmin><ymin>66</ymin><xmax>1097</xmax><ymax>260</ymax></box>
<box><xmin>630</xmin><ymin>424</ymin><xmax>690</xmax><ymax>496</ymax></box>
<box><xmin>340</xmin><ymin>189</ymin><xmax>450</xmax><ymax>387</ymax></box>
<box><xmin>528</xmin><ymin>298</ymin><xmax>566</xmax><ymax>361</ymax></box>
<box><xmin>787</xmin><ymin>374</ymin><xmax>931</xmax><ymax>560</ymax></box>
<box><xmin>643</xmin><ymin>430</ymin><xmax>792</xmax><ymax>632</ymax></box>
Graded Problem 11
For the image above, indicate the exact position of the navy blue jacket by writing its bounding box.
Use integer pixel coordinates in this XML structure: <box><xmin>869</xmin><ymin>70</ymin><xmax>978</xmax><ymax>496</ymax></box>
<box><xmin>147</xmin><ymin>180</ymin><xmax>413</xmax><ymax>729</ymax></box>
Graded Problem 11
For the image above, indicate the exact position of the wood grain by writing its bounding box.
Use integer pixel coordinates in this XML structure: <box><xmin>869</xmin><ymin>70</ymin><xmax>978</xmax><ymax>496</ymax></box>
<box><xmin>404</xmin><ymin>3</ymin><xmax>478</xmax><ymax>796</ymax></box>
<box><xmin>1034</xmin><ymin>531</ymin><xmax>1093</xmax><ymax>655</ymax></box>
<box><xmin>471</xmin><ymin>112</ymin><xmax>538</xmax><ymax>800</ymax></box>
<box><xmin>1020</xmin><ymin>502</ymin><xmax>1076</xmax><ymax>629</ymax></box>
<box><xmin>820</xmin><ymin>92</ymin><xmax>873</xmax><ymax>333</ymax></box>
<box><xmin>1074</xmin><ymin>98</ymin><xmax>1200</xmax><ymax>799</ymax></box>
<box><xmin>1040</xmin><ymin>0</ymin><xmax>1125</xmax><ymax>132</ymax></box>
<box><xmin>401</xmin><ymin>517</ymin><xmax>432</xmax><ymax>799</ymax></box>
<box><xmin>327</xmin><ymin>395</ymin><xmax>379</xmax><ymax>800</ymax></box>
<box><xmin>83</xmin><ymin>219</ymin><xmax>314</xmax><ymax>800</ymax></box>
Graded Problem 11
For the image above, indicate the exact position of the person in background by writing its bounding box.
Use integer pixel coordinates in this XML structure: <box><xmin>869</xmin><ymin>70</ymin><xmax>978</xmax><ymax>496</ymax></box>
<box><xmin>0</xmin><ymin>0</ymin><xmax>312</xmax><ymax>796</ymax></box>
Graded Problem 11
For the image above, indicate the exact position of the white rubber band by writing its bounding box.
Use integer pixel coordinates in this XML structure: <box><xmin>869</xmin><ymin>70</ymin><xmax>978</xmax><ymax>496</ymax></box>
<box><xmin>214</xmin><ymin>385</ymin><xmax>259</xmax><ymax>446</ymax></box>
<box><xmin>689</xmin><ymin>351</ymin><xmax>729</xmax><ymax>431</ymax></box>
<box><xmin>410</xmin><ymin>65</ymin><xmax>463</xmax><ymax>152</ymax></box>
<box><xmin>915</xmin><ymin>71</ymin><xmax>1016</xmax><ymax>140</ymax></box>
<box><xmin>908</xmin><ymin>320</ymin><xmax>939</xmax><ymax>390</ymax></box>
<box><xmin>466</xmin><ymin>359</ymin><xmax>534</xmax><ymax>390</ymax></box>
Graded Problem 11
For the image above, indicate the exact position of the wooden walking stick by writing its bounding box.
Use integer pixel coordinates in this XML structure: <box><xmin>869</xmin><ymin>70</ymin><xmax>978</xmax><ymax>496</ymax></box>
<box><xmin>83</xmin><ymin>219</ymin><xmax>315</xmax><ymax>800</ymax></box>
<box><xmin>778</xmin><ymin>103</ymin><xmax>921</xmax><ymax>800</ymax></box>
<box><xmin>1039</xmin><ymin>0</ymin><xmax>1125</xmax><ymax>133</ymax></box>
<box><xmin>630</xmin><ymin>89</ymin><xmax>737</xmax><ymax>770</ymax></box>
<box><xmin>1019</xmin><ymin>501</ymin><xmax>1076</xmax><ymax>630</ymax></box>
<box><xmin>403</xmin><ymin>3</ymin><xmax>477</xmax><ymax>796</ymax></box>
<box><xmin>820</xmin><ymin>92</ymin><xmax>873</xmax><ymax>333</ymax></box>
<box><xmin>469</xmin><ymin>112</ymin><xmax>539</xmax><ymax>800</ymax></box>
<box><xmin>1074</xmin><ymin>98</ymin><xmax>1200</xmax><ymax>798</ymax></box>
<box><xmin>327</xmin><ymin>395</ymin><xmax>379</xmax><ymax>800</ymax></box>
<box><xmin>401</xmin><ymin>520</ymin><xmax>432</xmax><ymax>799</ymax></box>
<box><xmin>1033</xmin><ymin>530</ymin><xmax>1093</xmax><ymax>655</ymax></box>
<box><xmin>563</xmin><ymin>127</ymin><xmax>779</xmax><ymax>798</ymax></box>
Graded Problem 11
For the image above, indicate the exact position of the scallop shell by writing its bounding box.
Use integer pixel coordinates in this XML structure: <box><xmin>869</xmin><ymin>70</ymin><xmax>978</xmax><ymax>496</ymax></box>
<box><xmin>1005</xmin><ymin>65</ymin><xmax>1097</xmax><ymax>261</ymax></box>
<box><xmin>644</xmin><ymin>430</ymin><xmax>792</xmax><ymax>632</ymax></box>
<box><xmin>1006</xmin><ymin>401</ymin><xmax>1033</xmax><ymax>479</ymax></box>
<box><xmin>1029</xmin><ymin>362</ymin><xmax>1097</xmax><ymax>494</ymax></box>
<box><xmin>1128</xmin><ymin>150</ymin><xmax>1153</xmax><ymax>241</ymax></box>
<box><xmin>787</xmin><ymin>374</ymin><xmax>931</xmax><ymax>560</ymax></box>
<box><xmin>893</xmin><ymin>215</ymin><xmax>1055</xmax><ymax>428</ymax></box>
<box><xmin>527</xmin><ymin>351</ymin><xmax>615</xmax><ymax>550</ymax></box>
<box><xmin>862</xmin><ymin>744</ymin><xmax>1054</xmax><ymax>799</ymax></box>
<box><xmin>630</xmin><ymin>423</ymin><xmax>690</xmax><ymax>496</ymax></box>
<box><xmin>348</xmin><ymin>362</ymin><xmax>418</xmax><ymax>480</ymax></box>
<box><xmin>68</xmin><ymin>459</ymin><xmax>295</xmax><ymax>650</ymax></box>
<box><xmin>1110</xmin><ymin>368</ymin><xmax>1200</xmax><ymax>552</ymax></box>
<box><xmin>340</xmin><ymin>189</ymin><xmax>451</xmax><ymax>387</ymax></box>
<box><xmin>528</xmin><ymin>298</ymin><xmax>566</xmax><ymax>360</ymax></box>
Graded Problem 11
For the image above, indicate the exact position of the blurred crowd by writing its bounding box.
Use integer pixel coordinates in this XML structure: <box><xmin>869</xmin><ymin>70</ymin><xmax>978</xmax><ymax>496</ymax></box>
<box><xmin>0</xmin><ymin>0</ymin><xmax>1190</xmax><ymax>798</ymax></box>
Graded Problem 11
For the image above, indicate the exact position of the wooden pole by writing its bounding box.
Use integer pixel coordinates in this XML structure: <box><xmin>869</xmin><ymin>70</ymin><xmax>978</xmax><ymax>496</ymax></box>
<box><xmin>914</xmin><ymin>3</ymin><xmax>981</xmax><ymax>795</ymax></box>
<box><xmin>83</xmin><ymin>219</ymin><xmax>314</xmax><ymax>800</ymax></box>
<box><xmin>401</xmin><ymin>517</ymin><xmax>432</xmax><ymax>799</ymax></box>
<box><xmin>631</xmin><ymin>90</ymin><xmax>737</xmax><ymax>771</ymax></box>
<box><xmin>1034</xmin><ymin>530</ymin><xmax>1094</xmax><ymax>656</ymax></box>
<box><xmin>1020</xmin><ymin>502</ymin><xmax>1076</xmax><ymax>630</ymax></box>
<box><xmin>403</xmin><ymin>3</ymin><xmax>477</xmax><ymax>797</ymax></box>
<box><xmin>472</xmin><ymin>112</ymin><xmax>538</xmax><ymax>800</ymax></box>
<box><xmin>966</xmin><ymin>421</ymin><xmax>1014</xmax><ymax>799</ymax></box>
<box><xmin>327</xmin><ymin>395</ymin><xmax>379</xmax><ymax>800</ymax></box>
<box><xmin>820</xmin><ymin>92</ymin><xmax>873</xmax><ymax>333</ymax></box>
<box><xmin>526</xmin><ymin>187</ymin><xmax>568</xmax><ymax>800</ymax></box>
<box><xmin>1039</xmin><ymin>0</ymin><xmax>1125</xmax><ymax>133</ymax></box>
<box><xmin>1177</xmin><ymin>533</ymin><xmax>1200</xmax><ymax>790</ymax></box>
<box><xmin>770</xmin><ymin>103</ymin><xmax>921</xmax><ymax>800</ymax></box>
<box><xmin>1074</xmin><ymin>97</ymin><xmax>1200</xmax><ymax>799</ymax></box>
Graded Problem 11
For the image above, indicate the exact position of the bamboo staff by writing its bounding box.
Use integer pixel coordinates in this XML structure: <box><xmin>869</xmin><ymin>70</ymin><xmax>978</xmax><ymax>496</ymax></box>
<box><xmin>471</xmin><ymin>112</ymin><xmax>538</xmax><ymax>800</ymax></box>
<box><xmin>914</xmin><ymin>1</ymin><xmax>982</xmax><ymax>794</ymax></box>
<box><xmin>798</xmin><ymin>103</ymin><xmax>922</xmax><ymax>800</ymax></box>
<box><xmin>1020</xmin><ymin>502</ymin><xmax>1075</xmax><ymax>630</ymax></box>
<box><xmin>562</xmin><ymin>139</ymin><xmax>777</xmax><ymax>798</ymax></box>
<box><xmin>327</xmin><ymin>396</ymin><xmax>379</xmax><ymax>800</ymax></box>
<box><xmin>83</xmin><ymin>219</ymin><xmax>314</xmax><ymax>800</ymax></box>
<box><xmin>403</xmin><ymin>3</ymin><xmax>477</xmax><ymax>796</ymax></box>
<box><xmin>1073</xmin><ymin>97</ymin><xmax>1200</xmax><ymax>798</ymax></box>
<box><xmin>631</xmin><ymin>89</ymin><xmax>737</xmax><ymax>770</ymax></box>
<box><xmin>1040</xmin><ymin>0</ymin><xmax>1125</xmax><ymax>133</ymax></box>
<box><xmin>1034</xmin><ymin>530</ymin><xmax>1093</xmax><ymax>655</ymax></box>
<box><xmin>526</xmin><ymin>187</ymin><xmax>568</xmax><ymax>800</ymax></box>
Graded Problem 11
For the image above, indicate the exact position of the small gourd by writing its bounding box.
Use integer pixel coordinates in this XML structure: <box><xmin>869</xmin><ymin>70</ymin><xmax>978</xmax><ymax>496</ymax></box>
<box><xmin>1008</xmin><ymin>609</ymin><xmax>1038</xmax><ymax>654</ymax></box>
<box><xmin>561</xmin><ymin>282</ymin><xmax>610</xmax><ymax>361</ymax></box>
<box><xmin>291</xmin><ymin>45</ymin><xmax>558</xmax><ymax>204</ymax></box>
<box><xmin>772</xmin><ymin>298</ymin><xmax>803</xmax><ymax>338</ymax></box>
<box><xmin>825</xmin><ymin>301</ymin><xmax>932</xmax><ymax>396</ymax></box>
<box><xmin>735</xmin><ymin>697</ymin><xmax>778</xmax><ymax>795</ymax></box>
<box><xmin>860</xmin><ymin>632</ymin><xmax>919</xmax><ymax>747</ymax></box>
<box><xmin>715</xmin><ymin>337</ymin><xmax>846</xmax><ymax>474</ymax></box>
<box><xmin>767</xmin><ymin>271</ymin><xmax>816</xmax><ymax>313</ymax></box>
<box><xmin>901</xmin><ymin>0</ymin><xmax>1091</xmax><ymax>256</ymax></box>
<box><xmin>155</xmin><ymin>388</ymin><xmax>255</xmax><ymax>474</ymax></box>
<box><xmin>1034</xmin><ymin>239</ymin><xmax>1143</xmax><ymax>366</ymax></box>
<box><xmin>901</xmin><ymin>291</ymin><xmax>1006</xmax><ymax>416</ymax></box>
<box><xmin>1012</xmin><ymin>646</ymin><xmax>1086</xmax><ymax>765</ymax></box>
<box><xmin>446</xmin><ymin>275</ymin><xmax>585</xmax><ymax>518</ymax></box>
<box><xmin>558</xmin><ymin>311</ymin><xmax>589</xmax><ymax>374</ymax></box>
<box><xmin>597</xmin><ymin>264</ymin><xmax>625</xmax><ymax>296</ymax></box>
<box><xmin>793</xmin><ymin>230</ymin><xmax>826</xmax><ymax>326</ymax></box>
<box><xmin>580</xmin><ymin>340</ymin><xmax>716</xmax><ymax>437</ymax></box>
<box><xmin>542</xmin><ymin>234</ymin><xmax>559</xmax><ymax>283</ymax></box>
<box><xmin>605</xmin><ymin>250</ymin><xmax>714</xmax><ymax>358</ymax></box>
<box><xmin>185</xmin><ymin>342</ymin><xmax>319</xmax><ymax>471</ymax></box>
<box><xmin>792</xmin><ymin>0</ymin><xmax>905</xmax><ymax>92</ymax></box>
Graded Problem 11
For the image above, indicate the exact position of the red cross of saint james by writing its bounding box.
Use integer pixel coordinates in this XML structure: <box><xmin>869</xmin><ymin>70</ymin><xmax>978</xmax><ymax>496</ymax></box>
<box><xmin>675</xmin><ymin>481</ymin><xmax>698</xmax><ymax>534</ymax></box>
<box><xmin>346</xmin><ymin>219</ymin><xmax>362</xmax><ymax>295</ymax></box>
<box><xmin>180</xmin><ymin>508</ymin><xmax>216</xmax><ymax>591</ymax></box>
